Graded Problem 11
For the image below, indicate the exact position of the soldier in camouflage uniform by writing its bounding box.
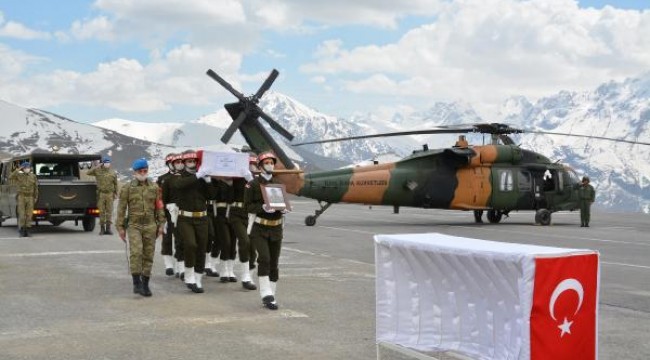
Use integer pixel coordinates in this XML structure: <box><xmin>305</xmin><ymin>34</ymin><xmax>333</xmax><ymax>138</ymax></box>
<box><xmin>87</xmin><ymin>156</ymin><xmax>118</xmax><ymax>235</ymax></box>
<box><xmin>228</xmin><ymin>153</ymin><xmax>258</xmax><ymax>290</ymax></box>
<box><xmin>116</xmin><ymin>158</ymin><xmax>165</xmax><ymax>297</ymax></box>
<box><xmin>172</xmin><ymin>150</ymin><xmax>215</xmax><ymax>293</ymax></box>
<box><xmin>10</xmin><ymin>161</ymin><xmax>38</xmax><ymax>237</ymax></box>
<box><xmin>578</xmin><ymin>176</ymin><xmax>596</xmax><ymax>227</ymax></box>
<box><xmin>156</xmin><ymin>153</ymin><xmax>178</xmax><ymax>275</ymax></box>
<box><xmin>245</xmin><ymin>152</ymin><xmax>290</xmax><ymax>310</ymax></box>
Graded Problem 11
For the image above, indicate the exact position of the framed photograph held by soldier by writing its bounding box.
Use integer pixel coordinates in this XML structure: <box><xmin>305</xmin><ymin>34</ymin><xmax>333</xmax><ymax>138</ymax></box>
<box><xmin>261</xmin><ymin>184</ymin><xmax>291</xmax><ymax>211</ymax></box>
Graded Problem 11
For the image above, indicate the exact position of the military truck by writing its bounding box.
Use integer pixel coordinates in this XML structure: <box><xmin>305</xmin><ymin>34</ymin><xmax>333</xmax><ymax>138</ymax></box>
<box><xmin>0</xmin><ymin>153</ymin><xmax>101</xmax><ymax>231</ymax></box>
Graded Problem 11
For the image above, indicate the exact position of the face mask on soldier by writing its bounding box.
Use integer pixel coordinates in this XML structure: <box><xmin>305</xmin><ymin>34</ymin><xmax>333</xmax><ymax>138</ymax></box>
<box><xmin>103</xmin><ymin>163</ymin><xmax>111</xmax><ymax>168</ymax></box>
<box><xmin>23</xmin><ymin>168</ymin><xmax>31</xmax><ymax>174</ymax></box>
<box><xmin>185</xmin><ymin>160</ymin><xmax>197</xmax><ymax>174</ymax></box>
<box><xmin>262</xmin><ymin>164</ymin><xmax>274</xmax><ymax>173</ymax></box>
<box><xmin>249</xmin><ymin>164</ymin><xmax>258</xmax><ymax>172</ymax></box>
<box><xmin>174</xmin><ymin>162</ymin><xmax>184</xmax><ymax>171</ymax></box>
<box><xmin>134</xmin><ymin>173</ymin><xmax>147</xmax><ymax>182</ymax></box>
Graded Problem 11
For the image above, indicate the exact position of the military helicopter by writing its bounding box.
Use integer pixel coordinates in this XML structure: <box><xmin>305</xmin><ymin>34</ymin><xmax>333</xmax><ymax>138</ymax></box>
<box><xmin>206</xmin><ymin>68</ymin><xmax>650</xmax><ymax>226</ymax></box>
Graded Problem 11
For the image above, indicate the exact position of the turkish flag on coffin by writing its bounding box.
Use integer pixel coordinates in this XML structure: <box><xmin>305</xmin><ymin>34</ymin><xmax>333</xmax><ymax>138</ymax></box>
<box><xmin>531</xmin><ymin>253</ymin><xmax>599</xmax><ymax>360</ymax></box>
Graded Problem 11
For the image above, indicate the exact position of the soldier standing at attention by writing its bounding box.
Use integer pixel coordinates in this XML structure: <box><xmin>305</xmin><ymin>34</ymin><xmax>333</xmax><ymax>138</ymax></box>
<box><xmin>172</xmin><ymin>150</ymin><xmax>214</xmax><ymax>293</ymax></box>
<box><xmin>228</xmin><ymin>153</ymin><xmax>257</xmax><ymax>290</ymax></box>
<box><xmin>10</xmin><ymin>161</ymin><xmax>38</xmax><ymax>237</ymax></box>
<box><xmin>245</xmin><ymin>152</ymin><xmax>290</xmax><ymax>310</ymax></box>
<box><xmin>578</xmin><ymin>176</ymin><xmax>596</xmax><ymax>227</ymax></box>
<box><xmin>87</xmin><ymin>156</ymin><xmax>118</xmax><ymax>235</ymax></box>
<box><xmin>156</xmin><ymin>153</ymin><xmax>177</xmax><ymax>276</ymax></box>
<box><xmin>116</xmin><ymin>158</ymin><xmax>165</xmax><ymax>297</ymax></box>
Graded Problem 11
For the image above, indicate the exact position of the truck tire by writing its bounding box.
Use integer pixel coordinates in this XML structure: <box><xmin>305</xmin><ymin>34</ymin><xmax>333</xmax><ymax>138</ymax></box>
<box><xmin>82</xmin><ymin>217</ymin><xmax>96</xmax><ymax>232</ymax></box>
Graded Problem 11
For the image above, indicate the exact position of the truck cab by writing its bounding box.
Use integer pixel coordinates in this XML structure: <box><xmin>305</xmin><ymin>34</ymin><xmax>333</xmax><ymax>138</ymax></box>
<box><xmin>0</xmin><ymin>153</ymin><xmax>101</xmax><ymax>231</ymax></box>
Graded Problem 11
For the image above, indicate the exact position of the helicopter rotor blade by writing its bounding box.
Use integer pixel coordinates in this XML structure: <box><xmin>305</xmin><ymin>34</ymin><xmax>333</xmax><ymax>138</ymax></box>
<box><xmin>258</xmin><ymin>109</ymin><xmax>294</xmax><ymax>141</ymax></box>
<box><xmin>206</xmin><ymin>69</ymin><xmax>246</xmax><ymax>102</ymax></box>
<box><xmin>220</xmin><ymin>110</ymin><xmax>248</xmax><ymax>144</ymax></box>
<box><xmin>252</xmin><ymin>69</ymin><xmax>279</xmax><ymax>102</ymax></box>
<box><xmin>524</xmin><ymin>130</ymin><xmax>650</xmax><ymax>146</ymax></box>
<box><xmin>292</xmin><ymin>128</ymin><xmax>465</xmax><ymax>146</ymax></box>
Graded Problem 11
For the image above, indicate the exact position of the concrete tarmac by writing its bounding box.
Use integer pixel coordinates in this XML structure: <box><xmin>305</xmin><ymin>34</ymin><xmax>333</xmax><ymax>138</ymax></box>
<box><xmin>0</xmin><ymin>202</ymin><xmax>648</xmax><ymax>359</ymax></box>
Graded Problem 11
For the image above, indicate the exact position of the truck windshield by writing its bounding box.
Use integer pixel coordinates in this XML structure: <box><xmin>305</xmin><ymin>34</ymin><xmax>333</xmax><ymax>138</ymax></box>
<box><xmin>35</xmin><ymin>162</ymin><xmax>80</xmax><ymax>179</ymax></box>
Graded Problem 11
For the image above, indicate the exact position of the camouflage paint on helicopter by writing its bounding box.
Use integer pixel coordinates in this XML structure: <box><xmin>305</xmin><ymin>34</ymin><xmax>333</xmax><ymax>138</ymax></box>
<box><xmin>206</xmin><ymin>68</ymin><xmax>649</xmax><ymax>226</ymax></box>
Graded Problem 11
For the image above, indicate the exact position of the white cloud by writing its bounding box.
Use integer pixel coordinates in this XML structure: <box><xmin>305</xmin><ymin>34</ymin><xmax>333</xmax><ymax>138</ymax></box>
<box><xmin>301</xmin><ymin>0</ymin><xmax>650</xmax><ymax>118</ymax></box>
<box><xmin>310</xmin><ymin>76</ymin><xmax>326</xmax><ymax>84</ymax></box>
<box><xmin>70</xmin><ymin>16</ymin><xmax>115</xmax><ymax>41</ymax></box>
<box><xmin>247</xmin><ymin>0</ymin><xmax>443</xmax><ymax>29</ymax></box>
<box><xmin>0</xmin><ymin>43</ymin><xmax>242</xmax><ymax>112</ymax></box>
<box><xmin>0</xmin><ymin>44</ymin><xmax>46</xmax><ymax>80</ymax></box>
<box><xmin>0</xmin><ymin>11</ymin><xmax>51</xmax><ymax>40</ymax></box>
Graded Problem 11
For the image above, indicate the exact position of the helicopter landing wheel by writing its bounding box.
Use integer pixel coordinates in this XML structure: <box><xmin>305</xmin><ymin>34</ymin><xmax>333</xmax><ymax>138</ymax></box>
<box><xmin>535</xmin><ymin>209</ymin><xmax>552</xmax><ymax>226</ymax></box>
<box><xmin>305</xmin><ymin>202</ymin><xmax>332</xmax><ymax>226</ymax></box>
<box><xmin>305</xmin><ymin>215</ymin><xmax>317</xmax><ymax>226</ymax></box>
<box><xmin>487</xmin><ymin>210</ymin><xmax>503</xmax><ymax>224</ymax></box>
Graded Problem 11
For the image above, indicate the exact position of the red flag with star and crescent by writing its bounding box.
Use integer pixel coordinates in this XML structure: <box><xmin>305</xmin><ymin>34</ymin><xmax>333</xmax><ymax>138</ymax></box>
<box><xmin>530</xmin><ymin>253</ymin><xmax>599</xmax><ymax>360</ymax></box>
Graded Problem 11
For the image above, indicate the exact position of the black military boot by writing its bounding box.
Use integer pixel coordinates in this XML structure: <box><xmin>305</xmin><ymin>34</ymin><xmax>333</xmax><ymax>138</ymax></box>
<box><xmin>104</xmin><ymin>224</ymin><xmax>113</xmax><ymax>235</ymax></box>
<box><xmin>99</xmin><ymin>224</ymin><xmax>105</xmax><ymax>235</ymax></box>
<box><xmin>140</xmin><ymin>276</ymin><xmax>152</xmax><ymax>297</ymax></box>
<box><xmin>262</xmin><ymin>295</ymin><xmax>278</xmax><ymax>310</ymax></box>
<box><xmin>23</xmin><ymin>228</ymin><xmax>30</xmax><ymax>237</ymax></box>
<box><xmin>132</xmin><ymin>274</ymin><xmax>143</xmax><ymax>294</ymax></box>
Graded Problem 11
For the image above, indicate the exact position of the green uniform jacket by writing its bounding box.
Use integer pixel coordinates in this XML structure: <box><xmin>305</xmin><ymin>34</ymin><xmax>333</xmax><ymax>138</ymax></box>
<box><xmin>170</xmin><ymin>171</ymin><xmax>214</xmax><ymax>212</ymax></box>
<box><xmin>116</xmin><ymin>179</ymin><xmax>165</xmax><ymax>231</ymax></box>
<box><xmin>9</xmin><ymin>169</ymin><xmax>38</xmax><ymax>198</ymax></box>
<box><xmin>578</xmin><ymin>184</ymin><xmax>596</xmax><ymax>203</ymax></box>
<box><xmin>230</xmin><ymin>178</ymin><xmax>248</xmax><ymax>218</ymax></box>
<box><xmin>157</xmin><ymin>171</ymin><xmax>174</xmax><ymax>204</ymax></box>
<box><xmin>87</xmin><ymin>166</ymin><xmax>118</xmax><ymax>195</ymax></box>
<box><xmin>245</xmin><ymin>176</ymin><xmax>282</xmax><ymax>221</ymax></box>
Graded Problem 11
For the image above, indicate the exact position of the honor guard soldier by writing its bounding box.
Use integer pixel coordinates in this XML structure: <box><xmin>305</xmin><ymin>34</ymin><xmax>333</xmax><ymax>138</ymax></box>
<box><xmin>578</xmin><ymin>176</ymin><xmax>596</xmax><ymax>227</ymax></box>
<box><xmin>87</xmin><ymin>156</ymin><xmax>118</xmax><ymax>235</ymax></box>
<box><xmin>228</xmin><ymin>153</ymin><xmax>258</xmax><ymax>290</ymax></box>
<box><xmin>116</xmin><ymin>158</ymin><xmax>165</xmax><ymax>297</ymax></box>
<box><xmin>172</xmin><ymin>150</ymin><xmax>215</xmax><ymax>293</ymax></box>
<box><xmin>156</xmin><ymin>153</ymin><xmax>177</xmax><ymax>275</ymax></box>
<box><xmin>10</xmin><ymin>161</ymin><xmax>38</xmax><ymax>237</ymax></box>
<box><xmin>165</xmin><ymin>154</ymin><xmax>187</xmax><ymax>278</ymax></box>
<box><xmin>204</xmin><ymin>178</ymin><xmax>225</xmax><ymax>279</ymax></box>
<box><xmin>245</xmin><ymin>151</ymin><xmax>289</xmax><ymax>310</ymax></box>
<box><xmin>213</xmin><ymin>178</ymin><xmax>236</xmax><ymax>283</ymax></box>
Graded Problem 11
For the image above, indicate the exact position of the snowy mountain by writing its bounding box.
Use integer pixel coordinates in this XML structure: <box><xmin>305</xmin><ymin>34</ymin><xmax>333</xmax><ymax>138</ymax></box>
<box><xmin>0</xmin><ymin>100</ymin><xmax>192</xmax><ymax>178</ymax></box>
<box><xmin>1</xmin><ymin>75</ymin><xmax>645</xmax><ymax>211</ymax></box>
<box><xmin>501</xmin><ymin>74</ymin><xmax>650</xmax><ymax>213</ymax></box>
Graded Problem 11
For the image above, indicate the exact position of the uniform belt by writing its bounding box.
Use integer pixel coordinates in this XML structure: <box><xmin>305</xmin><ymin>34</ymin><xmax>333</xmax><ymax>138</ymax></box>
<box><xmin>179</xmin><ymin>210</ymin><xmax>207</xmax><ymax>218</ymax></box>
<box><xmin>230</xmin><ymin>202</ymin><xmax>244</xmax><ymax>208</ymax></box>
<box><xmin>254</xmin><ymin>218</ymin><xmax>283</xmax><ymax>226</ymax></box>
<box><xmin>207</xmin><ymin>200</ymin><xmax>228</xmax><ymax>208</ymax></box>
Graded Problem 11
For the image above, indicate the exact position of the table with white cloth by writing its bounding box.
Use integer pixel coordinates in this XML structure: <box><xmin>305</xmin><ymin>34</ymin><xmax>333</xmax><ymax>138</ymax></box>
<box><xmin>375</xmin><ymin>233</ymin><xmax>599</xmax><ymax>360</ymax></box>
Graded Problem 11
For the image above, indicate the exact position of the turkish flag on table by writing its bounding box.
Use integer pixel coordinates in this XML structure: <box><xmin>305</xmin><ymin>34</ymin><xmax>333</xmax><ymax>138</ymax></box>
<box><xmin>530</xmin><ymin>253</ymin><xmax>599</xmax><ymax>359</ymax></box>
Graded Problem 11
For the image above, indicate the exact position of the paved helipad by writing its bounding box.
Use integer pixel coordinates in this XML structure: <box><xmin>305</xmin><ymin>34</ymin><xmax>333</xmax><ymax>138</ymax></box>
<box><xmin>1</xmin><ymin>201</ymin><xmax>648</xmax><ymax>359</ymax></box>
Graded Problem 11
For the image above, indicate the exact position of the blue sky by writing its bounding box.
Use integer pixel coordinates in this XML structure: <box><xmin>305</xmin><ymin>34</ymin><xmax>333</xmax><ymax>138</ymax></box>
<box><xmin>0</xmin><ymin>0</ymin><xmax>649</xmax><ymax>124</ymax></box>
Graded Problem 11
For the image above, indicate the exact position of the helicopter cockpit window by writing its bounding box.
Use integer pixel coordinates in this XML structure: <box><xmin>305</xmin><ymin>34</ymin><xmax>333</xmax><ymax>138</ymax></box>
<box><xmin>518</xmin><ymin>171</ymin><xmax>531</xmax><ymax>191</ymax></box>
<box><xmin>543</xmin><ymin>170</ymin><xmax>555</xmax><ymax>191</ymax></box>
<box><xmin>499</xmin><ymin>170</ymin><xmax>514</xmax><ymax>192</ymax></box>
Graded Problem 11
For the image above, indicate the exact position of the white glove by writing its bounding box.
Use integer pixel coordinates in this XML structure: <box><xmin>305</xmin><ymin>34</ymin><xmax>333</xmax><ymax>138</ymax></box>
<box><xmin>203</xmin><ymin>176</ymin><xmax>212</xmax><ymax>183</ymax></box>
<box><xmin>262</xmin><ymin>204</ymin><xmax>275</xmax><ymax>213</ymax></box>
<box><xmin>240</xmin><ymin>168</ymin><xmax>254</xmax><ymax>182</ymax></box>
<box><xmin>195</xmin><ymin>165</ymin><xmax>209</xmax><ymax>179</ymax></box>
<box><xmin>281</xmin><ymin>208</ymin><xmax>290</xmax><ymax>214</ymax></box>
